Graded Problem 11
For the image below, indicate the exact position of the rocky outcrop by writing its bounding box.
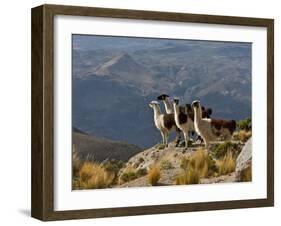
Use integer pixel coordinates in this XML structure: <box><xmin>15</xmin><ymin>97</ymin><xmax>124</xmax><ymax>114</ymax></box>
<box><xmin>235</xmin><ymin>138</ymin><xmax>252</xmax><ymax>181</ymax></box>
<box><xmin>118</xmin><ymin>143</ymin><xmax>197</xmax><ymax>187</ymax></box>
<box><xmin>118</xmin><ymin>141</ymin><xmax>246</xmax><ymax>187</ymax></box>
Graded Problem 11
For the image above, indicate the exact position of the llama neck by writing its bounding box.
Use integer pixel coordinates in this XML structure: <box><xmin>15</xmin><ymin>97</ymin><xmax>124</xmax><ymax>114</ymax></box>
<box><xmin>194</xmin><ymin>107</ymin><xmax>202</xmax><ymax>124</ymax></box>
<box><xmin>153</xmin><ymin>105</ymin><xmax>161</xmax><ymax>119</ymax></box>
<box><xmin>173</xmin><ymin>104</ymin><xmax>180</xmax><ymax>116</ymax></box>
<box><xmin>163</xmin><ymin>98</ymin><xmax>173</xmax><ymax>114</ymax></box>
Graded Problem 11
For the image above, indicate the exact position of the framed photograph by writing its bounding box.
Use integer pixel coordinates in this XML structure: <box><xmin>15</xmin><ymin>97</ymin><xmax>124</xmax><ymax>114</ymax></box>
<box><xmin>31</xmin><ymin>4</ymin><xmax>274</xmax><ymax>221</ymax></box>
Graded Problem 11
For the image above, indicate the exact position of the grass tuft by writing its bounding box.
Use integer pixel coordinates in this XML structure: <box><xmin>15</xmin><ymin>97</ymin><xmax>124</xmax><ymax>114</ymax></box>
<box><xmin>148</xmin><ymin>165</ymin><xmax>161</xmax><ymax>186</ymax></box>
<box><xmin>217</xmin><ymin>151</ymin><xmax>236</xmax><ymax>175</ymax></box>
<box><xmin>78</xmin><ymin>162</ymin><xmax>114</xmax><ymax>189</ymax></box>
<box><xmin>176</xmin><ymin>149</ymin><xmax>217</xmax><ymax>185</ymax></box>
<box><xmin>176</xmin><ymin>169</ymin><xmax>199</xmax><ymax>185</ymax></box>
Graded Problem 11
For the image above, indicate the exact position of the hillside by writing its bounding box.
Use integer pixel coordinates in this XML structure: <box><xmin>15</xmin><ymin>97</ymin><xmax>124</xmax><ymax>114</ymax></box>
<box><xmin>72</xmin><ymin>137</ymin><xmax>252</xmax><ymax>190</ymax></box>
<box><xmin>73</xmin><ymin>128</ymin><xmax>141</xmax><ymax>162</ymax></box>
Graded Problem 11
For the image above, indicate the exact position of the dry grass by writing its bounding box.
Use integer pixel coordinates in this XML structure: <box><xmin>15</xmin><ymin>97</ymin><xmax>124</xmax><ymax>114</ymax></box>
<box><xmin>238</xmin><ymin>130</ymin><xmax>252</xmax><ymax>143</ymax></box>
<box><xmin>148</xmin><ymin>165</ymin><xmax>161</xmax><ymax>186</ymax></box>
<box><xmin>77</xmin><ymin>162</ymin><xmax>114</xmax><ymax>189</ymax></box>
<box><xmin>177</xmin><ymin>149</ymin><xmax>217</xmax><ymax>185</ymax></box>
<box><xmin>217</xmin><ymin>151</ymin><xmax>236</xmax><ymax>175</ymax></box>
<box><xmin>72</xmin><ymin>146</ymin><xmax>81</xmax><ymax>177</ymax></box>
<box><xmin>190</xmin><ymin>149</ymin><xmax>209</xmax><ymax>178</ymax></box>
<box><xmin>239</xmin><ymin>165</ymin><xmax>252</xmax><ymax>182</ymax></box>
<box><xmin>176</xmin><ymin>169</ymin><xmax>199</xmax><ymax>185</ymax></box>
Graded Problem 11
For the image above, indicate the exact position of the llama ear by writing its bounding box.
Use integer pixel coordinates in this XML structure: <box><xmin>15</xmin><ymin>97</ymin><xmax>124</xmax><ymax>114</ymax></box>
<box><xmin>157</xmin><ymin>95</ymin><xmax>163</xmax><ymax>100</ymax></box>
<box><xmin>174</xmin><ymin>99</ymin><xmax>179</xmax><ymax>105</ymax></box>
<box><xmin>157</xmin><ymin>94</ymin><xmax>169</xmax><ymax>100</ymax></box>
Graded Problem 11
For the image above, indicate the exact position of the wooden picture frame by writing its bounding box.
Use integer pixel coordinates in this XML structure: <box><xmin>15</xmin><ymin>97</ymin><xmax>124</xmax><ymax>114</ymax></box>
<box><xmin>31</xmin><ymin>4</ymin><xmax>274</xmax><ymax>221</ymax></box>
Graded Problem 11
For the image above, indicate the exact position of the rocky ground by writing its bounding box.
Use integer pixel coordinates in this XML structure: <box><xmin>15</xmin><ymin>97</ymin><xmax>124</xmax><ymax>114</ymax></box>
<box><xmin>117</xmin><ymin>139</ymin><xmax>251</xmax><ymax>188</ymax></box>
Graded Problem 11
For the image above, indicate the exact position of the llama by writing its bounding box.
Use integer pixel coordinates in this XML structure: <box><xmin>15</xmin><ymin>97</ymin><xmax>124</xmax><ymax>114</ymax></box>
<box><xmin>192</xmin><ymin>100</ymin><xmax>236</xmax><ymax>149</ymax></box>
<box><xmin>172</xmin><ymin>98</ymin><xmax>194</xmax><ymax>148</ymax></box>
<box><xmin>149</xmin><ymin>101</ymin><xmax>181</xmax><ymax>148</ymax></box>
<box><xmin>186</xmin><ymin>104</ymin><xmax>212</xmax><ymax>120</ymax></box>
<box><xmin>185</xmin><ymin>103</ymin><xmax>213</xmax><ymax>143</ymax></box>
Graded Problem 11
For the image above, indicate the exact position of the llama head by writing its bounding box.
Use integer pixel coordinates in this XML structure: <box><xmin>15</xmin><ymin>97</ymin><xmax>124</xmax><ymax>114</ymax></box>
<box><xmin>149</xmin><ymin>100</ymin><xmax>160</xmax><ymax>108</ymax></box>
<box><xmin>173</xmin><ymin>97</ymin><xmax>180</xmax><ymax>105</ymax></box>
<box><xmin>192</xmin><ymin>100</ymin><xmax>201</xmax><ymax>109</ymax></box>
<box><xmin>157</xmin><ymin>94</ymin><xmax>169</xmax><ymax>101</ymax></box>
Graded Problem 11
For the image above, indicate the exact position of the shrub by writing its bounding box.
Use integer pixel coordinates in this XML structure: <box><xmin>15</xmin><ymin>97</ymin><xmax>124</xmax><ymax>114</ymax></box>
<box><xmin>211</xmin><ymin>141</ymin><xmax>241</xmax><ymax>159</ymax></box>
<box><xmin>119</xmin><ymin>166</ymin><xmax>148</xmax><ymax>184</ymax></box>
<box><xmin>217</xmin><ymin>151</ymin><xmax>236</xmax><ymax>175</ymax></box>
<box><xmin>79</xmin><ymin>162</ymin><xmax>114</xmax><ymax>189</ymax></box>
<box><xmin>120</xmin><ymin>167</ymin><xmax>138</xmax><ymax>183</ymax></box>
<box><xmin>148</xmin><ymin>165</ymin><xmax>161</xmax><ymax>186</ymax></box>
<box><xmin>156</xmin><ymin>144</ymin><xmax>166</xmax><ymax>150</ymax></box>
<box><xmin>102</xmin><ymin>159</ymin><xmax>124</xmax><ymax>174</ymax></box>
<box><xmin>136</xmin><ymin>168</ymin><xmax>148</xmax><ymax>177</ymax></box>
<box><xmin>238</xmin><ymin>130</ymin><xmax>252</xmax><ymax>143</ymax></box>
<box><xmin>237</xmin><ymin>118</ymin><xmax>252</xmax><ymax>131</ymax></box>
<box><xmin>160</xmin><ymin>160</ymin><xmax>174</xmax><ymax>170</ymax></box>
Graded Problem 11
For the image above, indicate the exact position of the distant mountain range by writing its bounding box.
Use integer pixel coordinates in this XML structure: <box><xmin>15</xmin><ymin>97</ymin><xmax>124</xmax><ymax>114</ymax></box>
<box><xmin>73</xmin><ymin>35</ymin><xmax>252</xmax><ymax>148</ymax></box>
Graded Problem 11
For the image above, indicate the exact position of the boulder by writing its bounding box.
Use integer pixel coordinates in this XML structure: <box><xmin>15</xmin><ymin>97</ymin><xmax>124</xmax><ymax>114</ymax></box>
<box><xmin>235</xmin><ymin>138</ymin><xmax>252</xmax><ymax>181</ymax></box>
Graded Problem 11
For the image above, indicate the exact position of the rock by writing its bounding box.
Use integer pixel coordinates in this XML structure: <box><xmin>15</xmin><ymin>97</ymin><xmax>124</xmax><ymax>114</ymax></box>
<box><xmin>200</xmin><ymin>173</ymin><xmax>236</xmax><ymax>184</ymax></box>
<box><xmin>235</xmin><ymin>138</ymin><xmax>252</xmax><ymax>181</ymax></box>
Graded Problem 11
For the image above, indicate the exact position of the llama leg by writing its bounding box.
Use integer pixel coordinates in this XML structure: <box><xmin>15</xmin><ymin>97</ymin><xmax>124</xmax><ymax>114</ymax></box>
<box><xmin>196</xmin><ymin>135</ymin><xmax>202</xmax><ymax>143</ymax></box>
<box><xmin>160</xmin><ymin>131</ymin><xmax>165</xmax><ymax>146</ymax></box>
<box><xmin>174</xmin><ymin>129</ymin><xmax>181</xmax><ymax>147</ymax></box>
<box><xmin>190</xmin><ymin>130</ymin><xmax>196</xmax><ymax>142</ymax></box>
<box><xmin>164</xmin><ymin>132</ymin><xmax>169</xmax><ymax>147</ymax></box>
<box><xmin>204</xmin><ymin>137</ymin><xmax>210</xmax><ymax>151</ymax></box>
<box><xmin>184</xmin><ymin>132</ymin><xmax>189</xmax><ymax>148</ymax></box>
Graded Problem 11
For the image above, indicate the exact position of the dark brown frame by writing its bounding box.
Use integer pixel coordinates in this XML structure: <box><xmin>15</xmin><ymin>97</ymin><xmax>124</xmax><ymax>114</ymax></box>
<box><xmin>31</xmin><ymin>4</ymin><xmax>274</xmax><ymax>221</ymax></box>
